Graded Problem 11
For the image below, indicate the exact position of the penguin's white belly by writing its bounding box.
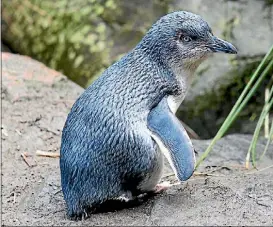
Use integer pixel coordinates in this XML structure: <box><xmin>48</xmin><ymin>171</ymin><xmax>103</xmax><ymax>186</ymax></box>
<box><xmin>137</xmin><ymin>145</ymin><xmax>164</xmax><ymax>192</ymax></box>
<box><xmin>148</xmin><ymin>131</ymin><xmax>179</xmax><ymax>180</ymax></box>
<box><xmin>167</xmin><ymin>94</ymin><xmax>185</xmax><ymax>114</ymax></box>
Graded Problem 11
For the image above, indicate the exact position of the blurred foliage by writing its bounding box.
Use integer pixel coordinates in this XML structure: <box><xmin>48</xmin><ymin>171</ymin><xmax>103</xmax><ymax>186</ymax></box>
<box><xmin>2</xmin><ymin>0</ymin><xmax>170</xmax><ymax>87</ymax></box>
<box><xmin>2</xmin><ymin>0</ymin><xmax>117</xmax><ymax>87</ymax></box>
<box><xmin>196</xmin><ymin>46</ymin><xmax>273</xmax><ymax>169</ymax></box>
<box><xmin>177</xmin><ymin>55</ymin><xmax>273</xmax><ymax>139</ymax></box>
<box><xmin>264</xmin><ymin>0</ymin><xmax>273</xmax><ymax>6</ymax></box>
<box><xmin>222</xmin><ymin>16</ymin><xmax>239</xmax><ymax>42</ymax></box>
<box><xmin>2</xmin><ymin>0</ymin><xmax>272</xmax><ymax>139</ymax></box>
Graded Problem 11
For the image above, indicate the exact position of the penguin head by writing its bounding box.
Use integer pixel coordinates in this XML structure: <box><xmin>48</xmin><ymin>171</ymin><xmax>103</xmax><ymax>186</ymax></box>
<box><xmin>140</xmin><ymin>11</ymin><xmax>237</xmax><ymax>70</ymax></box>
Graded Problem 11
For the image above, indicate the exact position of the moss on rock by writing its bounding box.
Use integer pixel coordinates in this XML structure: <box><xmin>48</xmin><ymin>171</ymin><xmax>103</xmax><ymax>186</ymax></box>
<box><xmin>2</xmin><ymin>0</ymin><xmax>171</xmax><ymax>88</ymax></box>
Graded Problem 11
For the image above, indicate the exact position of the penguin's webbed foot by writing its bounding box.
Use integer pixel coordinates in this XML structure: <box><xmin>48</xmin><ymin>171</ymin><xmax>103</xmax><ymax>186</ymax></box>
<box><xmin>67</xmin><ymin>208</ymin><xmax>91</xmax><ymax>221</ymax></box>
<box><xmin>154</xmin><ymin>181</ymin><xmax>171</xmax><ymax>194</ymax></box>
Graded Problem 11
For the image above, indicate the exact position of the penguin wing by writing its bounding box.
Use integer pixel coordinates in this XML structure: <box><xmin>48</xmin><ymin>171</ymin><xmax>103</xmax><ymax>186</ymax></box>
<box><xmin>147</xmin><ymin>97</ymin><xmax>195</xmax><ymax>181</ymax></box>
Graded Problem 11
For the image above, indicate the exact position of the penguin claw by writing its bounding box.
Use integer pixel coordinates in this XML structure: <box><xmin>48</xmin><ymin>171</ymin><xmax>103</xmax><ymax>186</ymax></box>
<box><xmin>117</xmin><ymin>195</ymin><xmax>130</xmax><ymax>202</ymax></box>
<box><xmin>154</xmin><ymin>181</ymin><xmax>171</xmax><ymax>193</ymax></box>
<box><xmin>68</xmin><ymin>209</ymin><xmax>90</xmax><ymax>221</ymax></box>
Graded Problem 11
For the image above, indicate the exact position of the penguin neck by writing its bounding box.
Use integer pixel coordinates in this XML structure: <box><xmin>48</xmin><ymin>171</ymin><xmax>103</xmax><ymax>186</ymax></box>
<box><xmin>165</xmin><ymin>62</ymin><xmax>197</xmax><ymax>114</ymax></box>
<box><xmin>170</xmin><ymin>60</ymin><xmax>197</xmax><ymax>95</ymax></box>
<box><xmin>173</xmin><ymin>65</ymin><xmax>195</xmax><ymax>88</ymax></box>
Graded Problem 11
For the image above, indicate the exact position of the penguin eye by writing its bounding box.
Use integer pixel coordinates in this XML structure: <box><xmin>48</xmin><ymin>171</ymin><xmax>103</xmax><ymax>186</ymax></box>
<box><xmin>179</xmin><ymin>34</ymin><xmax>192</xmax><ymax>43</ymax></box>
<box><xmin>183</xmin><ymin>36</ymin><xmax>192</xmax><ymax>42</ymax></box>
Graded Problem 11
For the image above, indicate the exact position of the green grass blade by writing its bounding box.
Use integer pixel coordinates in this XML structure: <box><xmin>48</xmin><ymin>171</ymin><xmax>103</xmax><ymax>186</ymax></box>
<box><xmin>248</xmin><ymin>97</ymin><xmax>273</xmax><ymax>168</ymax></box>
<box><xmin>195</xmin><ymin>46</ymin><xmax>273</xmax><ymax>169</ymax></box>
<box><xmin>219</xmin><ymin>46</ymin><xmax>273</xmax><ymax>133</ymax></box>
<box><xmin>260</xmin><ymin>118</ymin><xmax>273</xmax><ymax>160</ymax></box>
<box><xmin>226</xmin><ymin>59</ymin><xmax>273</xmax><ymax>133</ymax></box>
<box><xmin>246</xmin><ymin>83</ymin><xmax>273</xmax><ymax>168</ymax></box>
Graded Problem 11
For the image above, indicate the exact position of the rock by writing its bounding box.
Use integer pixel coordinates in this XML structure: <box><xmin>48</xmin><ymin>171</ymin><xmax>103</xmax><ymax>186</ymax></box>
<box><xmin>2</xmin><ymin>0</ymin><xmax>272</xmax><ymax>139</ymax></box>
<box><xmin>2</xmin><ymin>53</ymin><xmax>273</xmax><ymax>226</ymax></box>
<box><xmin>1</xmin><ymin>41</ymin><xmax>12</xmax><ymax>52</ymax></box>
<box><xmin>173</xmin><ymin>0</ymin><xmax>273</xmax><ymax>98</ymax></box>
<box><xmin>173</xmin><ymin>0</ymin><xmax>273</xmax><ymax>138</ymax></box>
<box><xmin>1</xmin><ymin>0</ymin><xmax>170</xmax><ymax>87</ymax></box>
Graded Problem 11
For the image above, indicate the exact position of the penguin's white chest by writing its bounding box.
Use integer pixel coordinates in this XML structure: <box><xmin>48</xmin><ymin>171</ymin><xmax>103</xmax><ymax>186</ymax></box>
<box><xmin>166</xmin><ymin>82</ymin><xmax>188</xmax><ymax>114</ymax></box>
<box><xmin>167</xmin><ymin>94</ymin><xmax>185</xmax><ymax>114</ymax></box>
<box><xmin>166</xmin><ymin>71</ymin><xmax>192</xmax><ymax>113</ymax></box>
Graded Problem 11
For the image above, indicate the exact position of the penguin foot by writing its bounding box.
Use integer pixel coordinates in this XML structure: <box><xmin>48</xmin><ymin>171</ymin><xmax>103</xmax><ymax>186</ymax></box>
<box><xmin>154</xmin><ymin>181</ymin><xmax>171</xmax><ymax>193</ymax></box>
<box><xmin>117</xmin><ymin>194</ymin><xmax>131</xmax><ymax>202</ymax></box>
<box><xmin>67</xmin><ymin>208</ymin><xmax>91</xmax><ymax>221</ymax></box>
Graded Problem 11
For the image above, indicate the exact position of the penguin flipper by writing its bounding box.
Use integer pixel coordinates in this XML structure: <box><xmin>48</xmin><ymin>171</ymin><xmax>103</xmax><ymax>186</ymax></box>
<box><xmin>147</xmin><ymin>97</ymin><xmax>195</xmax><ymax>181</ymax></box>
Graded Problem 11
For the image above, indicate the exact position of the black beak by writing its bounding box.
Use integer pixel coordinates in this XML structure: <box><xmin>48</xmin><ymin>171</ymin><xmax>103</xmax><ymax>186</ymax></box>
<box><xmin>209</xmin><ymin>36</ymin><xmax>237</xmax><ymax>54</ymax></box>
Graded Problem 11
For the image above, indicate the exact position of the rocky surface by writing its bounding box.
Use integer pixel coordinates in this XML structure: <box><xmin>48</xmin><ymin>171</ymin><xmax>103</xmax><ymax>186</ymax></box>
<box><xmin>2</xmin><ymin>53</ymin><xmax>273</xmax><ymax>226</ymax></box>
<box><xmin>2</xmin><ymin>0</ymin><xmax>273</xmax><ymax>139</ymax></box>
<box><xmin>1</xmin><ymin>0</ymin><xmax>170</xmax><ymax>87</ymax></box>
<box><xmin>175</xmin><ymin>0</ymin><xmax>273</xmax><ymax>138</ymax></box>
<box><xmin>173</xmin><ymin>0</ymin><xmax>273</xmax><ymax>99</ymax></box>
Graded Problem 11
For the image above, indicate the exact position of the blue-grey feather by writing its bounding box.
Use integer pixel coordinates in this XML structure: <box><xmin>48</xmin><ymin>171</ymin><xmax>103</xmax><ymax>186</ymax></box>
<box><xmin>60</xmin><ymin>10</ymin><xmax>213</xmax><ymax>218</ymax></box>
<box><xmin>147</xmin><ymin>98</ymin><xmax>195</xmax><ymax>181</ymax></box>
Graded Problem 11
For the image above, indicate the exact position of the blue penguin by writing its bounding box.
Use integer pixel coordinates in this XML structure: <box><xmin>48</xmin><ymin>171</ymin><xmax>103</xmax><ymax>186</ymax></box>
<box><xmin>60</xmin><ymin>11</ymin><xmax>237</xmax><ymax>218</ymax></box>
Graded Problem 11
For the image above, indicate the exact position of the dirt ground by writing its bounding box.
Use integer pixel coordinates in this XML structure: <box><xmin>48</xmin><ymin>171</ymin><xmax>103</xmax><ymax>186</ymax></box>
<box><xmin>2</xmin><ymin>53</ymin><xmax>273</xmax><ymax>226</ymax></box>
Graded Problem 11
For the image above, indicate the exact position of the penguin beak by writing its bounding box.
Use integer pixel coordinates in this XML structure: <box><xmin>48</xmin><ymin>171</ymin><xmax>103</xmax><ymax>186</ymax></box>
<box><xmin>208</xmin><ymin>36</ymin><xmax>237</xmax><ymax>54</ymax></box>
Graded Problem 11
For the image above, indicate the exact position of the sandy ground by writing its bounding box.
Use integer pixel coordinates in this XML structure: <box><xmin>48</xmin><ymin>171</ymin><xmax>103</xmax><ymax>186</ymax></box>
<box><xmin>2</xmin><ymin>53</ymin><xmax>273</xmax><ymax>226</ymax></box>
